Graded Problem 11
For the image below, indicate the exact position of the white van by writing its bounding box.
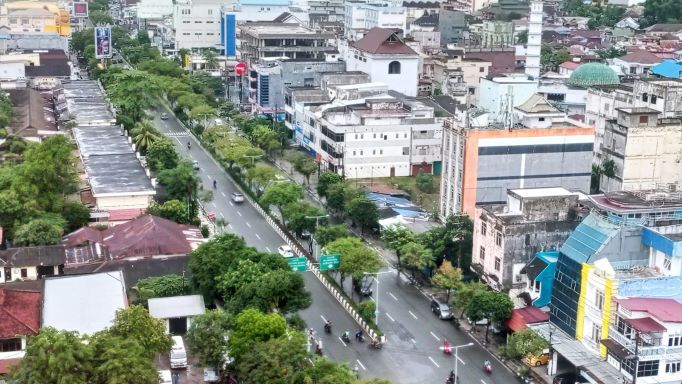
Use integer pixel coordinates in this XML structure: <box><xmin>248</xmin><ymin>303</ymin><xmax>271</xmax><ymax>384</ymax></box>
<box><xmin>169</xmin><ymin>336</ymin><xmax>188</xmax><ymax>369</ymax></box>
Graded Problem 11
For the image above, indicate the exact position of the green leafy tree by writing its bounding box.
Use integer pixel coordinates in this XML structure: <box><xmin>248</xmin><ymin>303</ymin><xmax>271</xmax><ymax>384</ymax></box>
<box><xmin>246</xmin><ymin>164</ymin><xmax>277</xmax><ymax>192</ymax></box>
<box><xmin>236</xmin><ymin>332</ymin><xmax>308</xmax><ymax>384</ymax></box>
<box><xmin>90</xmin><ymin>10</ymin><xmax>113</xmax><ymax>25</ymax></box>
<box><xmin>228</xmin><ymin>268</ymin><xmax>311</xmax><ymax>314</ymax></box>
<box><xmin>348</xmin><ymin>195</ymin><xmax>379</xmax><ymax>233</ymax></box>
<box><xmin>13</xmin><ymin>216</ymin><xmax>65</xmax><ymax>246</ymax></box>
<box><xmin>134</xmin><ymin>274</ymin><xmax>191</xmax><ymax>303</ymax></box>
<box><xmin>281</xmin><ymin>200</ymin><xmax>325</xmax><ymax>236</ymax></box>
<box><xmin>292</xmin><ymin>359</ymin><xmax>357</xmax><ymax>384</ymax></box>
<box><xmin>643</xmin><ymin>0</ymin><xmax>682</xmax><ymax>25</ymax></box>
<box><xmin>454</xmin><ymin>281</ymin><xmax>488</xmax><ymax>318</ymax></box>
<box><xmin>465</xmin><ymin>290</ymin><xmax>513</xmax><ymax>342</ymax></box>
<box><xmin>540</xmin><ymin>47</ymin><xmax>571</xmax><ymax>69</ymax></box>
<box><xmin>325</xmin><ymin>237</ymin><xmax>382</xmax><ymax>298</ymax></box>
<box><xmin>189</xmin><ymin>104</ymin><xmax>216</xmax><ymax>128</ymax></box>
<box><xmin>131</xmin><ymin>119</ymin><xmax>161</xmax><ymax>153</ymax></box>
<box><xmin>147</xmin><ymin>199</ymin><xmax>190</xmax><ymax>224</ymax></box>
<box><xmin>106</xmin><ymin>70</ymin><xmax>160</xmax><ymax>123</ymax></box>
<box><xmin>186</xmin><ymin>309</ymin><xmax>232</xmax><ymax>368</ymax></box>
<box><xmin>431</xmin><ymin>260</ymin><xmax>462</xmax><ymax>301</ymax></box>
<box><xmin>325</xmin><ymin>182</ymin><xmax>349</xmax><ymax>213</ymax></box>
<box><xmin>157</xmin><ymin>161</ymin><xmax>199</xmax><ymax>209</ymax></box>
<box><xmin>502</xmin><ymin>329</ymin><xmax>549</xmax><ymax>359</ymax></box>
<box><xmin>139</xmin><ymin>59</ymin><xmax>185</xmax><ymax>78</ymax></box>
<box><xmin>381</xmin><ymin>224</ymin><xmax>415</xmax><ymax>271</ymax></box>
<box><xmin>137</xmin><ymin>30</ymin><xmax>151</xmax><ymax>44</ymax></box>
<box><xmin>317</xmin><ymin>171</ymin><xmax>343</xmax><ymax>197</ymax></box>
<box><xmin>418</xmin><ymin>214</ymin><xmax>473</xmax><ymax>271</ymax></box>
<box><xmin>516</xmin><ymin>30</ymin><xmax>528</xmax><ymax>44</ymax></box>
<box><xmin>108</xmin><ymin>305</ymin><xmax>172</xmax><ymax>357</ymax></box>
<box><xmin>10</xmin><ymin>327</ymin><xmax>92</xmax><ymax>384</ymax></box>
<box><xmin>251</xmin><ymin>125</ymin><xmax>280</xmax><ymax>155</ymax></box>
<box><xmin>0</xmin><ymin>190</ymin><xmax>23</xmax><ymax>237</ymax></box>
<box><xmin>358</xmin><ymin>300</ymin><xmax>376</xmax><ymax>321</ymax></box>
<box><xmin>314</xmin><ymin>224</ymin><xmax>350</xmax><ymax>246</ymax></box>
<box><xmin>188</xmin><ymin>234</ymin><xmax>258</xmax><ymax>301</ymax></box>
<box><xmin>400</xmin><ymin>241</ymin><xmax>434</xmax><ymax>277</ymax></box>
<box><xmin>89</xmin><ymin>333</ymin><xmax>160</xmax><ymax>384</ymax></box>
<box><xmin>260</xmin><ymin>181</ymin><xmax>304</xmax><ymax>215</ymax></box>
<box><xmin>146</xmin><ymin>138</ymin><xmax>179</xmax><ymax>171</ymax></box>
<box><xmin>62</xmin><ymin>201</ymin><xmax>91</xmax><ymax>232</ymax></box>
<box><xmin>291</xmin><ymin>152</ymin><xmax>318</xmax><ymax>185</ymax></box>
<box><xmin>229</xmin><ymin>308</ymin><xmax>287</xmax><ymax>361</ymax></box>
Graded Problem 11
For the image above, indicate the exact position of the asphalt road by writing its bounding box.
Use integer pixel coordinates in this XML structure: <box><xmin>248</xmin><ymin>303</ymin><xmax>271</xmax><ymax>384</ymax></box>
<box><xmin>151</xmin><ymin>107</ymin><xmax>521</xmax><ymax>384</ymax></box>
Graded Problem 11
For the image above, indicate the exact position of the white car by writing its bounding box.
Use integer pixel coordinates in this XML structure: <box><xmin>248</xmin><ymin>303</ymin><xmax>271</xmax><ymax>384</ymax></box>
<box><xmin>278</xmin><ymin>245</ymin><xmax>295</xmax><ymax>258</ymax></box>
<box><xmin>158</xmin><ymin>370</ymin><xmax>172</xmax><ymax>384</ymax></box>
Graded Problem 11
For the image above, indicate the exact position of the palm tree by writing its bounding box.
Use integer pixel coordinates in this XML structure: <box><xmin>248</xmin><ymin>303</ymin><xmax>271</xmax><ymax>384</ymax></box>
<box><xmin>203</xmin><ymin>50</ymin><xmax>218</xmax><ymax>71</ymax></box>
<box><xmin>132</xmin><ymin>120</ymin><xmax>161</xmax><ymax>153</ymax></box>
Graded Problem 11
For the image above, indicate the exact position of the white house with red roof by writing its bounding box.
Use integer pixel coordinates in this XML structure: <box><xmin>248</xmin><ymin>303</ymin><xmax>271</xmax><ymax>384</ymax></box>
<box><xmin>345</xmin><ymin>28</ymin><xmax>420</xmax><ymax>97</ymax></box>
<box><xmin>0</xmin><ymin>287</ymin><xmax>41</xmax><ymax>375</ymax></box>
<box><xmin>558</xmin><ymin>61</ymin><xmax>579</xmax><ymax>76</ymax></box>
<box><xmin>602</xmin><ymin>297</ymin><xmax>682</xmax><ymax>384</ymax></box>
<box><xmin>613</xmin><ymin>50</ymin><xmax>663</xmax><ymax>76</ymax></box>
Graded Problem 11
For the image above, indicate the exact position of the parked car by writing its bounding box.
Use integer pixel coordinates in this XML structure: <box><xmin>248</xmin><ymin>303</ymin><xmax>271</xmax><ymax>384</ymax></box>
<box><xmin>231</xmin><ymin>192</ymin><xmax>245</xmax><ymax>203</ymax></box>
<box><xmin>430</xmin><ymin>297</ymin><xmax>453</xmax><ymax>320</ymax></box>
<box><xmin>160</xmin><ymin>112</ymin><xmax>168</xmax><ymax>120</ymax></box>
<box><xmin>169</xmin><ymin>336</ymin><xmax>187</xmax><ymax>369</ymax></box>
<box><xmin>158</xmin><ymin>370</ymin><xmax>172</xmax><ymax>384</ymax></box>
<box><xmin>525</xmin><ymin>353</ymin><xmax>550</xmax><ymax>367</ymax></box>
<box><xmin>553</xmin><ymin>372</ymin><xmax>589</xmax><ymax>384</ymax></box>
<box><xmin>278</xmin><ymin>245</ymin><xmax>295</xmax><ymax>258</ymax></box>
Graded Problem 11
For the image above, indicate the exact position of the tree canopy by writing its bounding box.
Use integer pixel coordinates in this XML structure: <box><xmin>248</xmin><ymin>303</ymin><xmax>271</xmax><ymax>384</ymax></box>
<box><xmin>186</xmin><ymin>309</ymin><xmax>232</xmax><ymax>368</ymax></box>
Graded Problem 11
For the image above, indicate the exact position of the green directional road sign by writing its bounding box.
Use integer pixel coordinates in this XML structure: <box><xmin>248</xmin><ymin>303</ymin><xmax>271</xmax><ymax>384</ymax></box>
<box><xmin>319</xmin><ymin>253</ymin><xmax>340</xmax><ymax>271</ymax></box>
<box><xmin>288</xmin><ymin>257</ymin><xmax>308</xmax><ymax>272</ymax></box>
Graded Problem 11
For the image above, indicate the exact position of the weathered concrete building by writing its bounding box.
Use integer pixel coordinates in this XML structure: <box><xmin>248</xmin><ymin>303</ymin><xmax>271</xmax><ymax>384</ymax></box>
<box><xmin>471</xmin><ymin>187</ymin><xmax>585</xmax><ymax>294</ymax></box>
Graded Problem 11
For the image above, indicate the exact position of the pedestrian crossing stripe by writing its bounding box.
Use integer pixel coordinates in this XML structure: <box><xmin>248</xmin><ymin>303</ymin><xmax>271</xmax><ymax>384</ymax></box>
<box><xmin>165</xmin><ymin>132</ymin><xmax>189</xmax><ymax>137</ymax></box>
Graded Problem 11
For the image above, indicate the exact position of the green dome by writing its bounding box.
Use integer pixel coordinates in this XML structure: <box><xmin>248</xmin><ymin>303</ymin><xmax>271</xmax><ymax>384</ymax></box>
<box><xmin>568</xmin><ymin>63</ymin><xmax>620</xmax><ymax>87</ymax></box>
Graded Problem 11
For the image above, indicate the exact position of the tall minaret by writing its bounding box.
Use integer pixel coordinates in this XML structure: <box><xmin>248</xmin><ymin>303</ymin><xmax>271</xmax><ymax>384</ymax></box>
<box><xmin>525</xmin><ymin>0</ymin><xmax>543</xmax><ymax>79</ymax></box>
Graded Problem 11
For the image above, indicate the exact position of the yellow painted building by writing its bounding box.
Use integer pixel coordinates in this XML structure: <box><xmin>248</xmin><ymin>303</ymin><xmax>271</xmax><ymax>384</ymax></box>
<box><xmin>0</xmin><ymin>1</ymin><xmax>71</xmax><ymax>36</ymax></box>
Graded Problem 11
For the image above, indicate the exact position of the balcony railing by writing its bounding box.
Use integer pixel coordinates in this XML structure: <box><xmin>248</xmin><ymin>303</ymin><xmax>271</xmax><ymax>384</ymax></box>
<box><xmin>608</xmin><ymin>326</ymin><xmax>682</xmax><ymax>359</ymax></box>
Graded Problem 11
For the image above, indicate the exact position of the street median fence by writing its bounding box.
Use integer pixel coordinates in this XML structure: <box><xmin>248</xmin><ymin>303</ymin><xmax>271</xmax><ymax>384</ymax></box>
<box><xmin>190</xmin><ymin>129</ymin><xmax>382</xmax><ymax>341</ymax></box>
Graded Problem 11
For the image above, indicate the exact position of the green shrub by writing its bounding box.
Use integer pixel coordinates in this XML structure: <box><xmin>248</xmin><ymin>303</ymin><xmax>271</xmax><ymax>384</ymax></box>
<box><xmin>200</xmin><ymin>224</ymin><xmax>209</xmax><ymax>238</ymax></box>
<box><xmin>415</xmin><ymin>172</ymin><xmax>435</xmax><ymax>193</ymax></box>
<box><xmin>358</xmin><ymin>301</ymin><xmax>376</xmax><ymax>322</ymax></box>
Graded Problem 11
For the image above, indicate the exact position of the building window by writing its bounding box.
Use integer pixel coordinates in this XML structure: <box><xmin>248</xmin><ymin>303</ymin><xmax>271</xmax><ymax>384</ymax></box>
<box><xmin>664</xmin><ymin>255</ymin><xmax>672</xmax><ymax>271</ymax></box>
<box><xmin>494</xmin><ymin>257</ymin><xmax>501</xmax><ymax>271</ymax></box>
<box><xmin>642</xmin><ymin>93</ymin><xmax>648</xmax><ymax>102</ymax></box>
<box><xmin>479</xmin><ymin>246</ymin><xmax>486</xmax><ymax>261</ymax></box>
<box><xmin>208</xmin><ymin>9</ymin><xmax>213</xmax><ymax>15</ymax></box>
<box><xmin>637</xmin><ymin>360</ymin><xmax>659</xmax><ymax>377</ymax></box>
<box><xmin>20</xmin><ymin>269</ymin><xmax>27</xmax><ymax>278</ymax></box>
<box><xmin>666</xmin><ymin>361</ymin><xmax>681</xmax><ymax>373</ymax></box>
<box><xmin>591</xmin><ymin>324</ymin><xmax>601</xmax><ymax>343</ymax></box>
<box><xmin>0</xmin><ymin>338</ymin><xmax>22</xmax><ymax>352</ymax></box>
<box><xmin>595</xmin><ymin>290</ymin><xmax>604</xmax><ymax>310</ymax></box>
<box><xmin>481</xmin><ymin>222</ymin><xmax>487</xmax><ymax>236</ymax></box>
<box><xmin>651</xmin><ymin>95</ymin><xmax>658</xmax><ymax>104</ymax></box>
<box><xmin>669</xmin><ymin>335</ymin><xmax>682</xmax><ymax>346</ymax></box>
<box><xmin>639</xmin><ymin>115</ymin><xmax>649</xmax><ymax>124</ymax></box>
<box><xmin>388</xmin><ymin>61</ymin><xmax>401</xmax><ymax>74</ymax></box>
<box><xmin>495</xmin><ymin>231</ymin><xmax>502</xmax><ymax>246</ymax></box>
<box><xmin>538</xmin><ymin>117</ymin><xmax>545</xmax><ymax>121</ymax></box>
<box><xmin>479</xmin><ymin>67</ymin><xmax>484</xmax><ymax>72</ymax></box>
<box><xmin>379</xmin><ymin>149</ymin><xmax>383</xmax><ymax>155</ymax></box>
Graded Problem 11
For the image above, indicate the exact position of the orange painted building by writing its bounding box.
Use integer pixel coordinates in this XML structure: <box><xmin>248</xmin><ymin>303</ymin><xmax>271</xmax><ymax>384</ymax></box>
<box><xmin>440</xmin><ymin>121</ymin><xmax>595</xmax><ymax>218</ymax></box>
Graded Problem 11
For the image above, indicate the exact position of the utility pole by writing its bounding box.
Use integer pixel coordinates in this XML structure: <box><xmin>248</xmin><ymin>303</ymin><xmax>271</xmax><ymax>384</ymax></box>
<box><xmin>363</xmin><ymin>271</ymin><xmax>391</xmax><ymax>328</ymax></box>
<box><xmin>304</xmin><ymin>214</ymin><xmax>328</xmax><ymax>257</ymax></box>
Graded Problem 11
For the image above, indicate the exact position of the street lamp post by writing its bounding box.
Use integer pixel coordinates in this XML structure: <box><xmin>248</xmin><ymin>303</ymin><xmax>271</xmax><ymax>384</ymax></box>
<box><xmin>439</xmin><ymin>342</ymin><xmax>474</xmax><ymax>383</ymax></box>
<box><xmin>304</xmin><ymin>214</ymin><xmax>329</xmax><ymax>258</ymax></box>
<box><xmin>363</xmin><ymin>271</ymin><xmax>392</xmax><ymax>328</ymax></box>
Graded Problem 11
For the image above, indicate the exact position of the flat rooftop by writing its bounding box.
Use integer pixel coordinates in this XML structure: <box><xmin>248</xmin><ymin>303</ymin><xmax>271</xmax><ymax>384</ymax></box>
<box><xmin>84</xmin><ymin>153</ymin><xmax>155</xmax><ymax>195</ymax></box>
<box><xmin>73</xmin><ymin>126</ymin><xmax>134</xmax><ymax>158</ymax></box>
<box><xmin>42</xmin><ymin>271</ymin><xmax>127</xmax><ymax>335</ymax></box>
<box><xmin>241</xmin><ymin>23</ymin><xmax>334</xmax><ymax>38</ymax></box>
<box><xmin>510</xmin><ymin>187</ymin><xmax>582</xmax><ymax>198</ymax></box>
<box><xmin>61</xmin><ymin>81</ymin><xmax>114</xmax><ymax>125</ymax></box>
<box><xmin>590</xmin><ymin>190</ymin><xmax>682</xmax><ymax>213</ymax></box>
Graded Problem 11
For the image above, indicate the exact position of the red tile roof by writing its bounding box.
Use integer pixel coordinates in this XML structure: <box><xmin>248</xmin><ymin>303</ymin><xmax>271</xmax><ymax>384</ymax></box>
<box><xmin>0</xmin><ymin>288</ymin><xmax>41</xmax><ymax>339</ymax></box>
<box><xmin>351</xmin><ymin>28</ymin><xmax>417</xmax><ymax>55</ymax></box>
<box><xmin>560</xmin><ymin>61</ymin><xmax>580</xmax><ymax>70</ymax></box>
<box><xmin>623</xmin><ymin>317</ymin><xmax>667</xmax><ymax>333</ymax></box>
<box><xmin>619</xmin><ymin>50</ymin><xmax>663</xmax><ymax>64</ymax></box>
<box><xmin>618</xmin><ymin>298</ymin><xmax>682</xmax><ymax>323</ymax></box>
<box><xmin>107</xmin><ymin>208</ymin><xmax>145</xmax><ymax>222</ymax></box>
<box><xmin>63</xmin><ymin>214</ymin><xmax>202</xmax><ymax>259</ymax></box>
<box><xmin>505</xmin><ymin>306</ymin><xmax>549</xmax><ymax>332</ymax></box>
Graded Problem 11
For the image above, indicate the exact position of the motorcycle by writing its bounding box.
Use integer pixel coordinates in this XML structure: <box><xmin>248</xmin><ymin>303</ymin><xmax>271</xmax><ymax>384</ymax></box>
<box><xmin>355</xmin><ymin>331</ymin><xmax>365</xmax><ymax>342</ymax></box>
<box><xmin>324</xmin><ymin>322</ymin><xmax>331</xmax><ymax>334</ymax></box>
<box><xmin>341</xmin><ymin>332</ymin><xmax>351</xmax><ymax>344</ymax></box>
<box><xmin>443</xmin><ymin>342</ymin><xmax>452</xmax><ymax>355</ymax></box>
<box><xmin>368</xmin><ymin>338</ymin><xmax>382</xmax><ymax>350</ymax></box>
<box><xmin>446</xmin><ymin>371</ymin><xmax>456</xmax><ymax>384</ymax></box>
<box><xmin>484</xmin><ymin>361</ymin><xmax>492</xmax><ymax>374</ymax></box>
<box><xmin>315</xmin><ymin>344</ymin><xmax>323</xmax><ymax>356</ymax></box>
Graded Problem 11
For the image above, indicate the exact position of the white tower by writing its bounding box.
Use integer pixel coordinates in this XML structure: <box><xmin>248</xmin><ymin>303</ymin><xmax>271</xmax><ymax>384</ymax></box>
<box><xmin>525</xmin><ymin>0</ymin><xmax>543</xmax><ymax>79</ymax></box>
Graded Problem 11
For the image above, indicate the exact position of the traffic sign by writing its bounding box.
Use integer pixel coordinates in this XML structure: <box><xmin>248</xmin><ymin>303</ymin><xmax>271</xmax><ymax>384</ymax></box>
<box><xmin>288</xmin><ymin>257</ymin><xmax>307</xmax><ymax>272</ymax></box>
<box><xmin>235</xmin><ymin>61</ymin><xmax>247</xmax><ymax>75</ymax></box>
<box><xmin>319</xmin><ymin>253</ymin><xmax>340</xmax><ymax>271</ymax></box>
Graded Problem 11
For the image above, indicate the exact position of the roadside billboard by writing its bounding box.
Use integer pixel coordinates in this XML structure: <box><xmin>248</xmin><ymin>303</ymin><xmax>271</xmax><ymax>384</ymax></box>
<box><xmin>95</xmin><ymin>26</ymin><xmax>112</xmax><ymax>59</ymax></box>
<box><xmin>223</xmin><ymin>14</ymin><xmax>236</xmax><ymax>57</ymax></box>
<box><xmin>72</xmin><ymin>2</ymin><xmax>88</xmax><ymax>17</ymax></box>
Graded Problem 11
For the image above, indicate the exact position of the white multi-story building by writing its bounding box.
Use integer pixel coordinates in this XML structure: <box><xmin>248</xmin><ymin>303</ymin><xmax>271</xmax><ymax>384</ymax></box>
<box><xmin>309</xmin><ymin>82</ymin><xmax>442</xmax><ymax>179</ymax></box>
<box><xmin>173</xmin><ymin>0</ymin><xmax>233</xmax><ymax>51</ymax></box>
<box><xmin>344</xmin><ymin>0</ymin><xmax>406</xmax><ymax>40</ymax></box>
<box><xmin>345</xmin><ymin>27</ymin><xmax>419</xmax><ymax>97</ymax></box>
<box><xmin>585</xmin><ymin>83</ymin><xmax>635</xmax><ymax>166</ymax></box>
<box><xmin>137</xmin><ymin>0</ymin><xmax>173</xmax><ymax>20</ymax></box>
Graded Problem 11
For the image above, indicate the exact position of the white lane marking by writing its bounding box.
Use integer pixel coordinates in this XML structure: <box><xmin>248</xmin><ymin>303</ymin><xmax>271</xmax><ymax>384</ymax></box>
<box><xmin>237</xmin><ymin>211</ymin><xmax>242</xmax><ymax>217</ymax></box>
<box><xmin>266</xmin><ymin>246</ymin><xmax>272</xmax><ymax>253</ymax></box>
<box><xmin>369</xmin><ymin>296</ymin><xmax>375</xmax><ymax>302</ymax></box>
<box><xmin>411</xmin><ymin>338</ymin><xmax>417</xmax><ymax>344</ymax></box>
<box><xmin>221</xmin><ymin>191</ymin><xmax>226</xmax><ymax>197</ymax></box>
<box><xmin>320</xmin><ymin>315</ymin><xmax>327</xmax><ymax>322</ymax></box>
<box><xmin>228</xmin><ymin>223</ymin><xmax>233</xmax><ymax>229</ymax></box>
<box><xmin>430</xmin><ymin>331</ymin><xmax>440</xmax><ymax>342</ymax></box>
<box><xmin>428</xmin><ymin>356</ymin><xmax>440</xmax><ymax>368</ymax></box>
<box><xmin>246</xmin><ymin>222</ymin><xmax>251</xmax><ymax>228</ymax></box>
<box><xmin>458</xmin><ymin>356</ymin><xmax>466</xmax><ymax>365</ymax></box>
<box><xmin>385</xmin><ymin>313</ymin><xmax>395</xmax><ymax>322</ymax></box>
<box><xmin>229</xmin><ymin>201</ymin><xmax>234</xmax><ymax>207</ymax></box>
<box><xmin>356</xmin><ymin>360</ymin><xmax>366</xmax><ymax>371</ymax></box>
<box><xmin>338</xmin><ymin>337</ymin><xmax>347</xmax><ymax>347</ymax></box>
<box><xmin>255</xmin><ymin>233</ymin><xmax>261</xmax><ymax>240</ymax></box>
<box><xmin>220</xmin><ymin>213</ymin><xmax>225</xmax><ymax>219</ymax></box>
<box><xmin>211</xmin><ymin>202</ymin><xmax>216</xmax><ymax>208</ymax></box>
<box><xmin>388</xmin><ymin>292</ymin><xmax>398</xmax><ymax>301</ymax></box>
<box><xmin>481</xmin><ymin>380</ymin><xmax>487</xmax><ymax>384</ymax></box>
<box><xmin>409</xmin><ymin>310</ymin><xmax>418</xmax><ymax>320</ymax></box>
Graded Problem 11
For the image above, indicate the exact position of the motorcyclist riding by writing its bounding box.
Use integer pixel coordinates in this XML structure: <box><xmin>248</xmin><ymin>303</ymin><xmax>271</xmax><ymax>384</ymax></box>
<box><xmin>355</xmin><ymin>329</ymin><xmax>364</xmax><ymax>341</ymax></box>
<box><xmin>443</xmin><ymin>340</ymin><xmax>452</xmax><ymax>354</ymax></box>
<box><xmin>484</xmin><ymin>359</ymin><xmax>492</xmax><ymax>373</ymax></box>
<box><xmin>187</xmin><ymin>141</ymin><xmax>191</xmax><ymax>149</ymax></box>
<box><xmin>342</xmin><ymin>330</ymin><xmax>351</xmax><ymax>343</ymax></box>
<box><xmin>324</xmin><ymin>320</ymin><xmax>332</xmax><ymax>333</ymax></box>
<box><xmin>213</xmin><ymin>179</ymin><xmax>217</xmax><ymax>189</ymax></box>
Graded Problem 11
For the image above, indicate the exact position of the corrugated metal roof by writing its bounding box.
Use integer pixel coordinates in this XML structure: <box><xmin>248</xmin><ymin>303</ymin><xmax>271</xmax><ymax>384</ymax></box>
<box><xmin>560</xmin><ymin>214</ymin><xmax>619</xmax><ymax>263</ymax></box>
